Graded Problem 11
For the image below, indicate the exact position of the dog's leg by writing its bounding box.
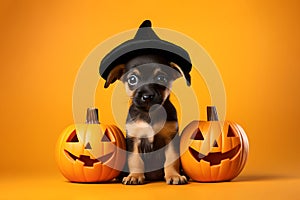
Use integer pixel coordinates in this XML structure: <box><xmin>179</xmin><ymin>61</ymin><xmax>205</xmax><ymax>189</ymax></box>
<box><xmin>122</xmin><ymin>137</ymin><xmax>145</xmax><ymax>185</ymax></box>
<box><xmin>164</xmin><ymin>140</ymin><xmax>188</xmax><ymax>184</ymax></box>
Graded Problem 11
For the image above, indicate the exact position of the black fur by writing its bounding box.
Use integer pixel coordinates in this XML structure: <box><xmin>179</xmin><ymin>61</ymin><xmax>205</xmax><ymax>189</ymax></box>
<box><xmin>126</xmin><ymin>96</ymin><xmax>177</xmax><ymax>124</ymax></box>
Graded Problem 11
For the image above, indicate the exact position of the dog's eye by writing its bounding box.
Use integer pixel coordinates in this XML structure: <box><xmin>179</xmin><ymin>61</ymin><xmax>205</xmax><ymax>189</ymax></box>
<box><xmin>156</xmin><ymin>75</ymin><xmax>168</xmax><ymax>83</ymax></box>
<box><xmin>128</xmin><ymin>75</ymin><xmax>138</xmax><ymax>86</ymax></box>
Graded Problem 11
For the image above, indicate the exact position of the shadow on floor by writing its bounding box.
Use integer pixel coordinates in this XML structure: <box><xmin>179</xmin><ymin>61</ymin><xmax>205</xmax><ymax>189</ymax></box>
<box><xmin>233</xmin><ymin>173</ymin><xmax>298</xmax><ymax>182</ymax></box>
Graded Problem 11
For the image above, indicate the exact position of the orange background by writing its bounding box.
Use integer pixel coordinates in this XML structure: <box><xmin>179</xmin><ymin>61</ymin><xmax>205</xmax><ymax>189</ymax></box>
<box><xmin>1</xmin><ymin>0</ymin><xmax>300</xmax><ymax>199</ymax></box>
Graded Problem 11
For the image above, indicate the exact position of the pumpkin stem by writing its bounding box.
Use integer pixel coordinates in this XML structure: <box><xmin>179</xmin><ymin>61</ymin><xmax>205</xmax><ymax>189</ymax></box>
<box><xmin>86</xmin><ymin>108</ymin><xmax>100</xmax><ymax>124</ymax></box>
<box><xmin>207</xmin><ymin>106</ymin><xmax>219</xmax><ymax>121</ymax></box>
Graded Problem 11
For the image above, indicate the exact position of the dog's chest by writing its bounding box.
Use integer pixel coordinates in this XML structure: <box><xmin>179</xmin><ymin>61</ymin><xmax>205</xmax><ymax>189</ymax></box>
<box><xmin>126</xmin><ymin>121</ymin><xmax>155</xmax><ymax>142</ymax></box>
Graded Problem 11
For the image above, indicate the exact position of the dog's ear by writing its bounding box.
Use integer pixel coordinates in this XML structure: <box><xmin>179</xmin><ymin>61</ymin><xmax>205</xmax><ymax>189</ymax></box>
<box><xmin>170</xmin><ymin>62</ymin><xmax>191</xmax><ymax>86</ymax></box>
<box><xmin>104</xmin><ymin>64</ymin><xmax>125</xmax><ymax>88</ymax></box>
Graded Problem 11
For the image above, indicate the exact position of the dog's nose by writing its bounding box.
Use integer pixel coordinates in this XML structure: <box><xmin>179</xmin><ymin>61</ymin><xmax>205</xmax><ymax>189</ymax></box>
<box><xmin>141</xmin><ymin>94</ymin><xmax>154</xmax><ymax>102</ymax></box>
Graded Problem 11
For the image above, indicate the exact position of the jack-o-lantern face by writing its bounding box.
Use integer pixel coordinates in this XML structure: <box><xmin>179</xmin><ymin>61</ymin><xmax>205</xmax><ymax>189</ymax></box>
<box><xmin>180</xmin><ymin>106</ymin><xmax>249</xmax><ymax>182</ymax></box>
<box><xmin>55</xmin><ymin>108</ymin><xmax>126</xmax><ymax>182</ymax></box>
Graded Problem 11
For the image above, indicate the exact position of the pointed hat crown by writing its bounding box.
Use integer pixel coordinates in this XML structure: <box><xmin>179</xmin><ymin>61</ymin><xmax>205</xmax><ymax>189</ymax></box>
<box><xmin>134</xmin><ymin>20</ymin><xmax>160</xmax><ymax>40</ymax></box>
<box><xmin>99</xmin><ymin>20</ymin><xmax>192</xmax><ymax>80</ymax></box>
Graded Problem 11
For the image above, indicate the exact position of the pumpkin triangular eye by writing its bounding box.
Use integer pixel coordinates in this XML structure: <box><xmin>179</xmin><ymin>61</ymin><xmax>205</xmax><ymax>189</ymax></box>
<box><xmin>66</xmin><ymin>130</ymin><xmax>79</xmax><ymax>142</ymax></box>
<box><xmin>101</xmin><ymin>129</ymin><xmax>111</xmax><ymax>142</ymax></box>
<box><xmin>227</xmin><ymin>125</ymin><xmax>236</xmax><ymax>137</ymax></box>
<box><xmin>190</xmin><ymin>128</ymin><xmax>204</xmax><ymax>140</ymax></box>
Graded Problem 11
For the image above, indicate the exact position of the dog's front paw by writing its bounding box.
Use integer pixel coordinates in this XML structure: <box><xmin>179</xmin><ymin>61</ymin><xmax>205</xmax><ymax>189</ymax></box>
<box><xmin>122</xmin><ymin>173</ymin><xmax>145</xmax><ymax>185</ymax></box>
<box><xmin>165</xmin><ymin>175</ymin><xmax>188</xmax><ymax>185</ymax></box>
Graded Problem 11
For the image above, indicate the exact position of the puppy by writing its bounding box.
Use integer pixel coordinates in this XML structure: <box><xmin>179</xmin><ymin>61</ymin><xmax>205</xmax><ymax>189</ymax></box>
<box><xmin>104</xmin><ymin>54</ymin><xmax>190</xmax><ymax>185</ymax></box>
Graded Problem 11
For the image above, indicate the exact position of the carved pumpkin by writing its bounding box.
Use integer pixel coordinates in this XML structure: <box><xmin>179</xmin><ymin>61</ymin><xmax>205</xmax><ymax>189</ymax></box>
<box><xmin>180</xmin><ymin>106</ymin><xmax>249</xmax><ymax>182</ymax></box>
<box><xmin>55</xmin><ymin>108</ymin><xmax>126</xmax><ymax>182</ymax></box>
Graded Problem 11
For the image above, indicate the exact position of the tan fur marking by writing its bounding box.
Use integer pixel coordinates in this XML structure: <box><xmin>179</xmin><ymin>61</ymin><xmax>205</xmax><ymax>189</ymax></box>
<box><xmin>123</xmin><ymin>137</ymin><xmax>145</xmax><ymax>184</ymax></box>
<box><xmin>164</xmin><ymin>141</ymin><xmax>187</xmax><ymax>184</ymax></box>
<box><xmin>126</xmin><ymin>121</ymin><xmax>155</xmax><ymax>142</ymax></box>
<box><xmin>125</xmin><ymin>83</ymin><xmax>134</xmax><ymax>97</ymax></box>
<box><xmin>127</xmin><ymin>138</ymin><xmax>144</xmax><ymax>173</ymax></box>
<box><xmin>153</xmin><ymin>68</ymin><xmax>167</xmax><ymax>76</ymax></box>
<box><xmin>155</xmin><ymin>121</ymin><xmax>178</xmax><ymax>142</ymax></box>
<box><xmin>128</xmin><ymin>69</ymin><xmax>141</xmax><ymax>76</ymax></box>
<box><xmin>170</xmin><ymin>62</ymin><xmax>184</xmax><ymax>79</ymax></box>
<box><xmin>164</xmin><ymin>141</ymin><xmax>180</xmax><ymax>169</ymax></box>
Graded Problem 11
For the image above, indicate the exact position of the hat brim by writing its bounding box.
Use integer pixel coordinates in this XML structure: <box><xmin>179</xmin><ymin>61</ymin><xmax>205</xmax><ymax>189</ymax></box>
<box><xmin>99</xmin><ymin>39</ymin><xmax>192</xmax><ymax>80</ymax></box>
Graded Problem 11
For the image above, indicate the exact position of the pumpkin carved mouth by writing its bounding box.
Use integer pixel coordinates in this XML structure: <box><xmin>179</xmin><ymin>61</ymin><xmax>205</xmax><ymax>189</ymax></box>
<box><xmin>189</xmin><ymin>144</ymin><xmax>241</xmax><ymax>166</ymax></box>
<box><xmin>64</xmin><ymin>150</ymin><xmax>114</xmax><ymax>166</ymax></box>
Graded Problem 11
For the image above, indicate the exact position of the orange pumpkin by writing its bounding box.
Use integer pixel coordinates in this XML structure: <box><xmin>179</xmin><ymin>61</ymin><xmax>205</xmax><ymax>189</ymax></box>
<box><xmin>55</xmin><ymin>108</ymin><xmax>126</xmax><ymax>182</ymax></box>
<box><xmin>180</xmin><ymin>106</ymin><xmax>249</xmax><ymax>182</ymax></box>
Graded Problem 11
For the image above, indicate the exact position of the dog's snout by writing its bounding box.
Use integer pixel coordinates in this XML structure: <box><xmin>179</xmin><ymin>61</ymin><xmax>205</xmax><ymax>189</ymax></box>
<box><xmin>141</xmin><ymin>94</ymin><xmax>154</xmax><ymax>102</ymax></box>
<box><xmin>133</xmin><ymin>84</ymin><xmax>166</xmax><ymax>110</ymax></box>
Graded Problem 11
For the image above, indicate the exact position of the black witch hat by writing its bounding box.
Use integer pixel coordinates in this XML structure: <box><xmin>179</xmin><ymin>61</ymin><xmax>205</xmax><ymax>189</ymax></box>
<box><xmin>99</xmin><ymin>20</ymin><xmax>192</xmax><ymax>83</ymax></box>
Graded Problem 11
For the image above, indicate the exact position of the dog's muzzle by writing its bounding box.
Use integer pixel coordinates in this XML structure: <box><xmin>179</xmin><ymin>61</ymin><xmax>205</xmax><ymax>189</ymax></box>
<box><xmin>133</xmin><ymin>83</ymin><xmax>166</xmax><ymax>110</ymax></box>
